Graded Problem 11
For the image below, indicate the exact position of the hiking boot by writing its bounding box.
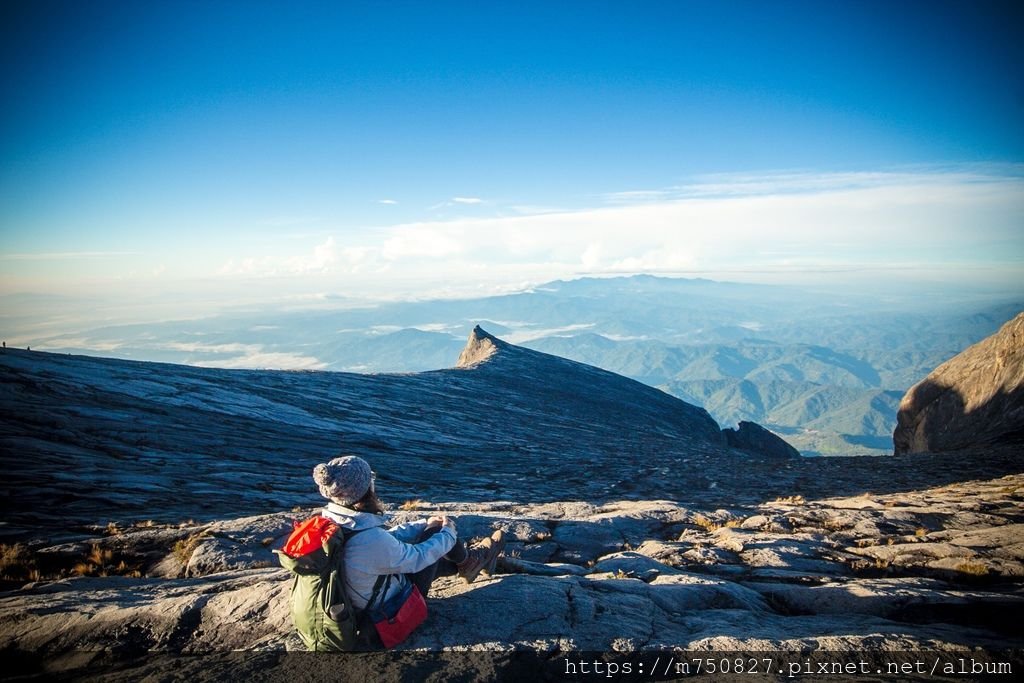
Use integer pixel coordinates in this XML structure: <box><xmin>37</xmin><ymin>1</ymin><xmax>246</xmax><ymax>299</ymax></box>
<box><xmin>457</xmin><ymin>530</ymin><xmax>506</xmax><ymax>584</ymax></box>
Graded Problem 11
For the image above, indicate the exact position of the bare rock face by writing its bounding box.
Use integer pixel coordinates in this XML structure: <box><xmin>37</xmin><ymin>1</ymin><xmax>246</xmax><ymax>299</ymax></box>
<box><xmin>2</xmin><ymin>475</ymin><xmax>1022</xmax><ymax>679</ymax></box>
<box><xmin>894</xmin><ymin>312</ymin><xmax>1024</xmax><ymax>454</ymax></box>
<box><xmin>455</xmin><ymin>325</ymin><xmax>502</xmax><ymax>368</ymax></box>
<box><xmin>722</xmin><ymin>421</ymin><xmax>800</xmax><ymax>459</ymax></box>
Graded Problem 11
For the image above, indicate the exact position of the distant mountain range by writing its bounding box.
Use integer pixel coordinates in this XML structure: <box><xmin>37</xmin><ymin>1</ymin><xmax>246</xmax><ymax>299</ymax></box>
<box><xmin>23</xmin><ymin>275</ymin><xmax>1022</xmax><ymax>456</ymax></box>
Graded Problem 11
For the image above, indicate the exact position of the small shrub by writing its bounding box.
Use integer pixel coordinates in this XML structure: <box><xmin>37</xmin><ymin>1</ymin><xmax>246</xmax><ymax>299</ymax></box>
<box><xmin>915</xmin><ymin>527</ymin><xmax>927</xmax><ymax>538</ymax></box>
<box><xmin>400</xmin><ymin>499</ymin><xmax>423</xmax><ymax>511</ymax></box>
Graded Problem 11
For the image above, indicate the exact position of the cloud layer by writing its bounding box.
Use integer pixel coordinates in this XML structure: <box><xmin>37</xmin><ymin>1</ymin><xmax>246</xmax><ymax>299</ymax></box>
<box><xmin>210</xmin><ymin>167</ymin><xmax>1024</xmax><ymax>298</ymax></box>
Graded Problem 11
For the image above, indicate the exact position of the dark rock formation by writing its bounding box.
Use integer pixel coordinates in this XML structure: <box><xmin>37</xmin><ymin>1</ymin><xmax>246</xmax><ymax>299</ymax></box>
<box><xmin>894</xmin><ymin>312</ymin><xmax>1024</xmax><ymax>454</ymax></box>
<box><xmin>722</xmin><ymin>420</ymin><xmax>800</xmax><ymax>459</ymax></box>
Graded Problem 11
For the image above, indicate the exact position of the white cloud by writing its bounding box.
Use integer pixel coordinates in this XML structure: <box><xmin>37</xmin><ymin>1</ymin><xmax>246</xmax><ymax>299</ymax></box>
<box><xmin>503</xmin><ymin>323</ymin><xmax>596</xmax><ymax>344</ymax></box>
<box><xmin>378</xmin><ymin>199</ymin><xmax>399</xmax><ymax>205</ymax></box>
<box><xmin>452</xmin><ymin>197</ymin><xmax>484</xmax><ymax>204</ymax></box>
<box><xmin>381</xmin><ymin>224</ymin><xmax>466</xmax><ymax>260</ymax></box>
<box><xmin>192</xmin><ymin>352</ymin><xmax>326</xmax><ymax>370</ymax></box>
<box><xmin>209</xmin><ymin>166</ymin><xmax>1023</xmax><ymax>298</ymax></box>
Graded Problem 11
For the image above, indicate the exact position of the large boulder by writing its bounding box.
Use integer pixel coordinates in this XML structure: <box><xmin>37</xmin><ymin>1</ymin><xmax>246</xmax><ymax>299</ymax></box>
<box><xmin>894</xmin><ymin>312</ymin><xmax>1024</xmax><ymax>454</ymax></box>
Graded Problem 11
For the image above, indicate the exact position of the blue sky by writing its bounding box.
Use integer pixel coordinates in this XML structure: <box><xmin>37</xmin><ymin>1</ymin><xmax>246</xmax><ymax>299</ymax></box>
<box><xmin>1</xmin><ymin>1</ymin><xmax>1022</xmax><ymax>329</ymax></box>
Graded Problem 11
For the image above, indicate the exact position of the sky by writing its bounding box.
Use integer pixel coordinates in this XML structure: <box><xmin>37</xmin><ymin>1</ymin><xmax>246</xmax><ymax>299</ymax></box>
<box><xmin>1</xmin><ymin>1</ymin><xmax>1023</xmax><ymax>334</ymax></box>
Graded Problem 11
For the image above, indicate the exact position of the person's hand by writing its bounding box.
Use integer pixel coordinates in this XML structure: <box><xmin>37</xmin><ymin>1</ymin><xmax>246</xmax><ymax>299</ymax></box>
<box><xmin>441</xmin><ymin>516</ymin><xmax>457</xmax><ymax>533</ymax></box>
<box><xmin>426</xmin><ymin>515</ymin><xmax>444</xmax><ymax>529</ymax></box>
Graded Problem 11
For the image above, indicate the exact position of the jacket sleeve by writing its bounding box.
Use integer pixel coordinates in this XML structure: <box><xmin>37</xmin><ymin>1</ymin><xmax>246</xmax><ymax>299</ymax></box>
<box><xmin>365</xmin><ymin>525</ymin><xmax>457</xmax><ymax>575</ymax></box>
<box><xmin>389</xmin><ymin>518</ymin><xmax>428</xmax><ymax>543</ymax></box>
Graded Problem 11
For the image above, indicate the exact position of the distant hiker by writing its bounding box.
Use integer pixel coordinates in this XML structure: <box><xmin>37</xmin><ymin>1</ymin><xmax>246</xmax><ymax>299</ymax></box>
<box><xmin>278</xmin><ymin>454</ymin><xmax>505</xmax><ymax>650</ymax></box>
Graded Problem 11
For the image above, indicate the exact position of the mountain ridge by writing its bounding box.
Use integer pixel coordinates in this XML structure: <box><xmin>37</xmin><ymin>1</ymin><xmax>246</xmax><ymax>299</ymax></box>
<box><xmin>0</xmin><ymin>328</ymin><xmax>785</xmax><ymax>539</ymax></box>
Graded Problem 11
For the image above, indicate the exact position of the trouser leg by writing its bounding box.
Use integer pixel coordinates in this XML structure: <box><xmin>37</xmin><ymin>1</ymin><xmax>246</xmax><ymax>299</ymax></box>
<box><xmin>409</xmin><ymin>526</ymin><xmax>467</xmax><ymax>597</ymax></box>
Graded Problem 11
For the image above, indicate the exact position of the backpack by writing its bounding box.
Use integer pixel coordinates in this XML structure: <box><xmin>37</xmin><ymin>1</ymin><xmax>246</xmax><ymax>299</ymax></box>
<box><xmin>275</xmin><ymin>516</ymin><xmax>367</xmax><ymax>651</ymax></box>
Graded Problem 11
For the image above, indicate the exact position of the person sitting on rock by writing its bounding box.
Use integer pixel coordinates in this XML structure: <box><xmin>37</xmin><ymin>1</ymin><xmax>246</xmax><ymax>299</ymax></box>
<box><xmin>312</xmin><ymin>455</ymin><xmax>504</xmax><ymax>635</ymax></box>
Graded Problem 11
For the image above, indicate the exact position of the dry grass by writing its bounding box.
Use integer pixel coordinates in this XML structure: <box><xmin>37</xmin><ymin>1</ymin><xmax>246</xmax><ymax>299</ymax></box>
<box><xmin>399</xmin><ymin>499</ymin><xmax>424</xmax><ymax>511</ymax></box>
<box><xmin>955</xmin><ymin>561</ymin><xmax>990</xmax><ymax>577</ymax></box>
<box><xmin>915</xmin><ymin>527</ymin><xmax>928</xmax><ymax>538</ymax></box>
<box><xmin>823</xmin><ymin>517</ymin><xmax>848</xmax><ymax>531</ymax></box>
<box><xmin>693</xmin><ymin>514</ymin><xmax>740</xmax><ymax>532</ymax></box>
<box><xmin>773</xmin><ymin>495</ymin><xmax>806</xmax><ymax>505</ymax></box>
<box><xmin>173</xmin><ymin>533</ymin><xmax>206</xmax><ymax>566</ymax></box>
<box><xmin>0</xmin><ymin>543</ymin><xmax>39</xmax><ymax>582</ymax></box>
<box><xmin>70</xmin><ymin>544</ymin><xmax>136</xmax><ymax>578</ymax></box>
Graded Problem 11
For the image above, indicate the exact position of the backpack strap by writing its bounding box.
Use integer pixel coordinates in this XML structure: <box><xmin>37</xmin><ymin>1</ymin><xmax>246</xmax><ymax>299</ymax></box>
<box><xmin>365</xmin><ymin>573</ymin><xmax>391</xmax><ymax>613</ymax></box>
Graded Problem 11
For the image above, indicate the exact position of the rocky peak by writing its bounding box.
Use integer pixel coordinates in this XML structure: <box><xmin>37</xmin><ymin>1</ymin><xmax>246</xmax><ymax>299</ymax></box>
<box><xmin>894</xmin><ymin>312</ymin><xmax>1024</xmax><ymax>454</ymax></box>
<box><xmin>455</xmin><ymin>325</ymin><xmax>506</xmax><ymax>368</ymax></box>
<box><xmin>722</xmin><ymin>421</ymin><xmax>800</xmax><ymax>459</ymax></box>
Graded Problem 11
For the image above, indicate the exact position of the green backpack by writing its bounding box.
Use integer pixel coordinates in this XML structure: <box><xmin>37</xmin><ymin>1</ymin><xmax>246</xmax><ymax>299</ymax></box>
<box><xmin>275</xmin><ymin>516</ymin><xmax>366</xmax><ymax>651</ymax></box>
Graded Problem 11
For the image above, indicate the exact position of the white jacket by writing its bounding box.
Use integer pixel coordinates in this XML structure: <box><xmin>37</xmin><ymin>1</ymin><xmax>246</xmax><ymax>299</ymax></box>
<box><xmin>322</xmin><ymin>502</ymin><xmax>457</xmax><ymax>610</ymax></box>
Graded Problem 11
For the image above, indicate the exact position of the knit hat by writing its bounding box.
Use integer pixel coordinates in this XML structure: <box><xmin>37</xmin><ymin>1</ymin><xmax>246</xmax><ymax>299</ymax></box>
<box><xmin>312</xmin><ymin>456</ymin><xmax>373</xmax><ymax>506</ymax></box>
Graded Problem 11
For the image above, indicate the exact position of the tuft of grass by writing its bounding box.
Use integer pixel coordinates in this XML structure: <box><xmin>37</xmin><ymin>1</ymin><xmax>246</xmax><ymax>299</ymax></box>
<box><xmin>915</xmin><ymin>527</ymin><xmax>928</xmax><ymax>538</ymax></box>
<box><xmin>105</xmin><ymin>522</ymin><xmax>123</xmax><ymax>536</ymax></box>
<box><xmin>71</xmin><ymin>544</ymin><xmax>118</xmax><ymax>577</ymax></box>
<box><xmin>955</xmin><ymin>561</ymin><xmax>989</xmax><ymax>577</ymax></box>
<box><xmin>693</xmin><ymin>514</ymin><xmax>740</xmax><ymax>532</ymax></box>
<box><xmin>173</xmin><ymin>533</ymin><xmax>206</xmax><ymax>566</ymax></box>
<box><xmin>773</xmin><ymin>495</ymin><xmax>805</xmax><ymax>505</ymax></box>
<box><xmin>0</xmin><ymin>543</ymin><xmax>38</xmax><ymax>581</ymax></box>
<box><xmin>88</xmin><ymin>545</ymin><xmax>114</xmax><ymax>566</ymax></box>
<box><xmin>400</xmin><ymin>499</ymin><xmax>423</xmax><ymax>511</ymax></box>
